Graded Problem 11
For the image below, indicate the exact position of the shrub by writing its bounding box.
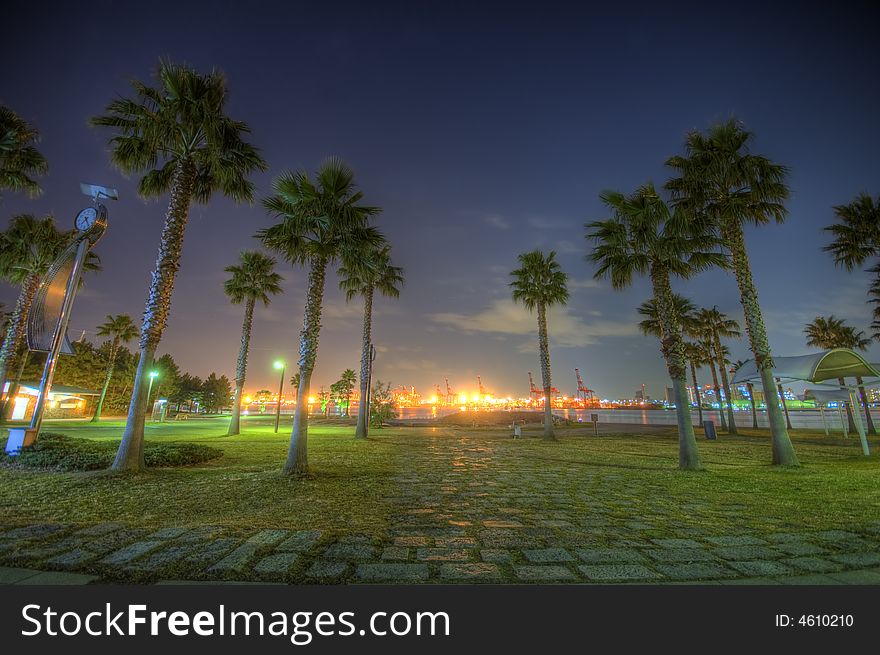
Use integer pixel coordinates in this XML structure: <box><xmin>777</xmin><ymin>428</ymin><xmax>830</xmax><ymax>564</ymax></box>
<box><xmin>0</xmin><ymin>432</ymin><xmax>222</xmax><ymax>471</ymax></box>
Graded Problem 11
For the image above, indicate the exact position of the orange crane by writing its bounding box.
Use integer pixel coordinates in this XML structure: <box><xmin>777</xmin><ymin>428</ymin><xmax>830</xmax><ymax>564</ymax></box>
<box><xmin>444</xmin><ymin>377</ymin><xmax>456</xmax><ymax>405</ymax></box>
<box><xmin>434</xmin><ymin>384</ymin><xmax>444</xmax><ymax>405</ymax></box>
<box><xmin>528</xmin><ymin>372</ymin><xmax>540</xmax><ymax>401</ymax></box>
<box><xmin>477</xmin><ymin>376</ymin><xmax>487</xmax><ymax>398</ymax></box>
<box><xmin>575</xmin><ymin>368</ymin><xmax>595</xmax><ymax>406</ymax></box>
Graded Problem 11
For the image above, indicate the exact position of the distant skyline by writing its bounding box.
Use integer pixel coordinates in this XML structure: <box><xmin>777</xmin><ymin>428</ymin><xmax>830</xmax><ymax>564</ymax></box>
<box><xmin>2</xmin><ymin>1</ymin><xmax>878</xmax><ymax>398</ymax></box>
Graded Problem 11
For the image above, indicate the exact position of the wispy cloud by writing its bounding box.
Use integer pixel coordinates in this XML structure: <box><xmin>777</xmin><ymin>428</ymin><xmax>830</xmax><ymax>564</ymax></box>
<box><xmin>484</xmin><ymin>214</ymin><xmax>511</xmax><ymax>230</ymax></box>
<box><xmin>428</xmin><ymin>299</ymin><xmax>639</xmax><ymax>349</ymax></box>
<box><xmin>568</xmin><ymin>277</ymin><xmax>601</xmax><ymax>291</ymax></box>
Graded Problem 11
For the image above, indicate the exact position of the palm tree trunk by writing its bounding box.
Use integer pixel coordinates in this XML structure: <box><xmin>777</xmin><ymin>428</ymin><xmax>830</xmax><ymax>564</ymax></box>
<box><xmin>706</xmin><ymin>357</ymin><xmax>727</xmax><ymax>431</ymax></box>
<box><xmin>0</xmin><ymin>273</ymin><xmax>40</xmax><ymax>397</ymax></box>
<box><xmin>651</xmin><ymin>268</ymin><xmax>701</xmax><ymax>470</ymax></box>
<box><xmin>113</xmin><ymin>159</ymin><xmax>196</xmax><ymax>472</ymax></box>
<box><xmin>855</xmin><ymin>376</ymin><xmax>876</xmax><ymax>436</ymax></box>
<box><xmin>536</xmin><ymin>302</ymin><xmax>556</xmax><ymax>440</ymax></box>
<box><xmin>721</xmin><ymin>219</ymin><xmax>798</xmax><ymax>465</ymax></box>
<box><xmin>284</xmin><ymin>255</ymin><xmax>327</xmax><ymax>475</ymax></box>
<box><xmin>714</xmin><ymin>333</ymin><xmax>737</xmax><ymax>434</ymax></box>
<box><xmin>355</xmin><ymin>288</ymin><xmax>374</xmax><ymax>439</ymax></box>
<box><xmin>837</xmin><ymin>377</ymin><xmax>856</xmax><ymax>433</ymax></box>
<box><xmin>91</xmin><ymin>337</ymin><xmax>119</xmax><ymax>422</ymax></box>
<box><xmin>227</xmin><ymin>298</ymin><xmax>255</xmax><ymax>436</ymax></box>
<box><xmin>690</xmin><ymin>360</ymin><xmax>703</xmax><ymax>424</ymax></box>
<box><xmin>747</xmin><ymin>382</ymin><xmax>758</xmax><ymax>429</ymax></box>
<box><xmin>777</xmin><ymin>380</ymin><xmax>793</xmax><ymax>430</ymax></box>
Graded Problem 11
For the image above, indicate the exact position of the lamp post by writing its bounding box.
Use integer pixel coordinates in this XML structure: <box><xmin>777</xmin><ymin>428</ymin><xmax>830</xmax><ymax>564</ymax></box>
<box><xmin>146</xmin><ymin>371</ymin><xmax>158</xmax><ymax>419</ymax></box>
<box><xmin>274</xmin><ymin>360</ymin><xmax>285</xmax><ymax>433</ymax></box>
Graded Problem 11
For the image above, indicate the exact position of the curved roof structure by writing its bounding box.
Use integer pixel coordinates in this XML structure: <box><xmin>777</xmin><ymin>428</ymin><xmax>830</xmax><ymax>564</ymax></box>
<box><xmin>731</xmin><ymin>348</ymin><xmax>880</xmax><ymax>386</ymax></box>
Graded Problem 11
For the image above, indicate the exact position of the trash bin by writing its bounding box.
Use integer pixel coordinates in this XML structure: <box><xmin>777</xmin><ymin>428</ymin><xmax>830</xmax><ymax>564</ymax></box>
<box><xmin>703</xmin><ymin>420</ymin><xmax>717</xmax><ymax>440</ymax></box>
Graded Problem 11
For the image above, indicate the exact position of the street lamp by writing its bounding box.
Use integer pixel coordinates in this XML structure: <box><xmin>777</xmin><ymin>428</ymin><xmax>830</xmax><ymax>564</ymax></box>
<box><xmin>146</xmin><ymin>371</ymin><xmax>158</xmax><ymax>419</ymax></box>
<box><xmin>274</xmin><ymin>360</ymin><xmax>285</xmax><ymax>433</ymax></box>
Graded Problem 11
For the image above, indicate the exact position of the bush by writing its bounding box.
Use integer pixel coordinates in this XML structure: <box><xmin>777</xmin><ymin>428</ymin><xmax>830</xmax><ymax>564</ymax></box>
<box><xmin>0</xmin><ymin>433</ymin><xmax>222</xmax><ymax>471</ymax></box>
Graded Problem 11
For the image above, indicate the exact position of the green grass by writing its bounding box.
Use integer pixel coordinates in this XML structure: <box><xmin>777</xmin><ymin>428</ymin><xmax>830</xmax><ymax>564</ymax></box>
<box><xmin>1</xmin><ymin>416</ymin><xmax>878</xmax><ymax>538</ymax></box>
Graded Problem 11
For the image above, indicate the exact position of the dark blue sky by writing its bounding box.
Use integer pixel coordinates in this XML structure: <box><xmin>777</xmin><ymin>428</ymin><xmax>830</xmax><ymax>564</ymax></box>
<box><xmin>2</xmin><ymin>1</ymin><xmax>878</xmax><ymax>398</ymax></box>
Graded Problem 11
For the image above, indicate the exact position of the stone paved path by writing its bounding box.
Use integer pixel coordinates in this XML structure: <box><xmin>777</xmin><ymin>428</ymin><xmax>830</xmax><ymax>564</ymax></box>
<box><xmin>2</xmin><ymin>429</ymin><xmax>879</xmax><ymax>584</ymax></box>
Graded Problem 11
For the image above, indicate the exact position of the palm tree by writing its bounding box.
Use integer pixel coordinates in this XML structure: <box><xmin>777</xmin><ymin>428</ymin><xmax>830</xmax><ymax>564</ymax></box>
<box><xmin>683</xmin><ymin>342</ymin><xmax>706</xmax><ymax>424</ymax></box>
<box><xmin>223</xmin><ymin>250</ymin><xmax>283</xmax><ymax>436</ymax></box>
<box><xmin>290</xmin><ymin>371</ymin><xmax>300</xmax><ymax>391</ymax></box>
<box><xmin>0</xmin><ymin>215</ymin><xmax>100</xmax><ymax>407</ymax></box>
<box><xmin>338</xmin><ymin>244</ymin><xmax>404</xmax><ymax>437</ymax></box>
<box><xmin>731</xmin><ymin>359</ymin><xmax>759</xmax><ymax>429</ymax></box>
<box><xmin>695</xmin><ymin>307</ymin><xmax>742</xmax><ymax>434</ymax></box>
<box><xmin>588</xmin><ymin>184</ymin><xmax>725</xmax><ymax>469</ymax></box>
<box><xmin>698</xmin><ymin>338</ymin><xmax>728</xmax><ymax>431</ymax></box>
<box><xmin>666</xmin><ymin>119</ymin><xmax>799</xmax><ymax>466</ymax></box>
<box><xmin>804</xmin><ymin>315</ymin><xmax>875</xmax><ymax>435</ymax></box>
<box><xmin>823</xmin><ymin>194</ymin><xmax>880</xmax><ymax>339</ymax></box>
<box><xmin>258</xmin><ymin>158</ymin><xmax>383</xmax><ymax>475</ymax></box>
<box><xmin>0</xmin><ymin>105</ymin><xmax>48</xmax><ymax>198</ymax></box>
<box><xmin>510</xmin><ymin>250</ymin><xmax>569</xmax><ymax>440</ymax></box>
<box><xmin>335</xmin><ymin>369</ymin><xmax>357</xmax><ymax>417</ymax></box>
<box><xmin>91</xmin><ymin>315</ymin><xmax>139</xmax><ymax>422</ymax></box>
<box><xmin>92</xmin><ymin>60</ymin><xmax>266</xmax><ymax>471</ymax></box>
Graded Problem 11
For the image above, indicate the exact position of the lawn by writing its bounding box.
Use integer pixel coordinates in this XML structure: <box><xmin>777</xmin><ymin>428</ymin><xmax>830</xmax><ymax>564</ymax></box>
<box><xmin>1</xmin><ymin>416</ymin><xmax>879</xmax><ymax>584</ymax></box>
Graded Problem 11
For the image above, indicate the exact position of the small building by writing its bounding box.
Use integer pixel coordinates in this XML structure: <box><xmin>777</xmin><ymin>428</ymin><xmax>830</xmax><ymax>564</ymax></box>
<box><xmin>2</xmin><ymin>381</ymin><xmax>99</xmax><ymax>420</ymax></box>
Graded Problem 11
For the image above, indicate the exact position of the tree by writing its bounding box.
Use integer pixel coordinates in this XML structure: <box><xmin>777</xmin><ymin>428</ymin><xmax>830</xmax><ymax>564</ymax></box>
<box><xmin>666</xmin><ymin>119</ymin><xmax>799</xmax><ymax>466</ymax></box>
<box><xmin>92</xmin><ymin>60</ymin><xmax>266</xmax><ymax>471</ymax></box>
<box><xmin>338</xmin><ymin>244</ymin><xmax>404</xmax><ymax>437</ymax></box>
<box><xmin>683</xmin><ymin>342</ymin><xmax>706</xmax><ymax>424</ymax></box>
<box><xmin>290</xmin><ymin>371</ymin><xmax>300</xmax><ymax>391</ymax></box>
<box><xmin>698</xmin><ymin>338</ymin><xmax>727</xmax><ymax>431</ymax></box>
<box><xmin>0</xmin><ymin>105</ymin><xmax>48</xmax><ymax>198</ymax></box>
<box><xmin>171</xmin><ymin>373</ymin><xmax>203</xmax><ymax>412</ymax></box>
<box><xmin>510</xmin><ymin>249</ymin><xmax>569</xmax><ymax>440</ymax></box>
<box><xmin>223</xmin><ymin>250</ymin><xmax>283</xmax><ymax>435</ymax></box>
<box><xmin>823</xmin><ymin>194</ymin><xmax>880</xmax><ymax>339</ymax></box>
<box><xmin>587</xmin><ymin>184</ymin><xmax>725</xmax><ymax>469</ymax></box>
<box><xmin>804</xmin><ymin>315</ymin><xmax>876</xmax><ymax>435</ymax></box>
<box><xmin>202</xmin><ymin>373</ymin><xmax>232</xmax><ymax>413</ymax></box>
<box><xmin>91</xmin><ymin>314</ymin><xmax>139</xmax><ymax>421</ymax></box>
<box><xmin>258</xmin><ymin>158</ymin><xmax>383</xmax><ymax>475</ymax></box>
<box><xmin>369</xmin><ymin>380</ymin><xmax>397</xmax><ymax>427</ymax></box>
<box><xmin>695</xmin><ymin>306</ymin><xmax>742</xmax><ymax>434</ymax></box>
<box><xmin>150</xmin><ymin>353</ymin><xmax>181</xmax><ymax>408</ymax></box>
<box><xmin>332</xmin><ymin>369</ymin><xmax>357</xmax><ymax>417</ymax></box>
<box><xmin>0</xmin><ymin>214</ymin><xmax>100</xmax><ymax>410</ymax></box>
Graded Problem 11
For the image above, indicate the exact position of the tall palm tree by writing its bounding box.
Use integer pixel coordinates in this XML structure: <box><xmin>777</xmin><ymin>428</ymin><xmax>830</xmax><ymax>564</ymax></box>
<box><xmin>731</xmin><ymin>359</ymin><xmax>759</xmax><ymax>429</ymax></box>
<box><xmin>0</xmin><ymin>215</ymin><xmax>100</xmax><ymax>405</ymax></box>
<box><xmin>695</xmin><ymin>306</ymin><xmax>742</xmax><ymax>434</ymax></box>
<box><xmin>92</xmin><ymin>60</ymin><xmax>266</xmax><ymax>471</ymax></box>
<box><xmin>290</xmin><ymin>371</ymin><xmax>300</xmax><ymax>391</ymax></box>
<box><xmin>823</xmin><ymin>194</ymin><xmax>880</xmax><ymax>339</ymax></box>
<box><xmin>223</xmin><ymin>250</ymin><xmax>283</xmax><ymax>436</ymax></box>
<box><xmin>338</xmin><ymin>244</ymin><xmax>404</xmax><ymax>438</ymax></box>
<box><xmin>804</xmin><ymin>315</ymin><xmax>875</xmax><ymax>435</ymax></box>
<box><xmin>666</xmin><ymin>119</ymin><xmax>799</xmax><ymax>466</ymax></box>
<box><xmin>698</xmin><ymin>338</ymin><xmax>728</xmax><ymax>431</ymax></box>
<box><xmin>259</xmin><ymin>158</ymin><xmax>383</xmax><ymax>475</ymax></box>
<box><xmin>0</xmin><ymin>105</ymin><xmax>48</xmax><ymax>198</ymax></box>
<box><xmin>683</xmin><ymin>342</ymin><xmax>706</xmax><ymax>424</ymax></box>
<box><xmin>588</xmin><ymin>184</ymin><xmax>725</xmax><ymax>469</ymax></box>
<box><xmin>336</xmin><ymin>369</ymin><xmax>357</xmax><ymax>417</ymax></box>
<box><xmin>91</xmin><ymin>314</ymin><xmax>139</xmax><ymax>422</ymax></box>
<box><xmin>510</xmin><ymin>249</ymin><xmax>569</xmax><ymax>440</ymax></box>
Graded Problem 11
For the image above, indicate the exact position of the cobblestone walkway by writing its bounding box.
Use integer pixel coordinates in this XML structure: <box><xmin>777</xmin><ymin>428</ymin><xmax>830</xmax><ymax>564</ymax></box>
<box><xmin>2</xmin><ymin>430</ymin><xmax>879</xmax><ymax>584</ymax></box>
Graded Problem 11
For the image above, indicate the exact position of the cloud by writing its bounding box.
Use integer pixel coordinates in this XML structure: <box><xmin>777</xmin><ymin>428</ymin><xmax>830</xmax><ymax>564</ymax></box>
<box><xmin>428</xmin><ymin>298</ymin><xmax>639</xmax><ymax>348</ymax></box>
<box><xmin>568</xmin><ymin>277</ymin><xmax>601</xmax><ymax>291</ymax></box>
<box><xmin>484</xmin><ymin>214</ymin><xmax>511</xmax><ymax>230</ymax></box>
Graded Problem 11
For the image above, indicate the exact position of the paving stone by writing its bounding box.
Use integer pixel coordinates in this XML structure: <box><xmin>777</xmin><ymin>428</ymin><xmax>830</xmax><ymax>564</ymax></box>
<box><xmin>74</xmin><ymin>523</ymin><xmax>124</xmax><ymax>537</ymax></box>
<box><xmin>826</xmin><ymin>570</ymin><xmax>880</xmax><ymax>584</ymax></box>
<box><xmin>644</xmin><ymin>548</ymin><xmax>715</xmax><ymax>563</ymax></box>
<box><xmin>206</xmin><ymin>544</ymin><xmax>260</xmax><ymax>573</ymax></box>
<box><xmin>575</xmin><ymin>548</ymin><xmax>645</xmax><ymax>564</ymax></box>
<box><xmin>380</xmin><ymin>546</ymin><xmax>410</xmax><ymax>561</ymax></box>
<box><xmin>829</xmin><ymin>552</ymin><xmax>880</xmax><ymax>567</ymax></box>
<box><xmin>356</xmin><ymin>563</ymin><xmax>430</xmax><ymax>582</ymax></box>
<box><xmin>651</xmin><ymin>538</ymin><xmax>703</xmax><ymax>549</ymax></box>
<box><xmin>656</xmin><ymin>563</ymin><xmax>736</xmax><ymax>580</ymax></box>
<box><xmin>480</xmin><ymin>549</ymin><xmax>512</xmax><ymax>563</ymax></box>
<box><xmin>16</xmin><ymin>571</ymin><xmax>99</xmax><ymax>585</ymax></box>
<box><xmin>0</xmin><ymin>566</ymin><xmax>41</xmax><ymax>583</ymax></box>
<box><xmin>306</xmin><ymin>561</ymin><xmax>348</xmax><ymax>579</ymax></box>
<box><xmin>146</xmin><ymin>527</ymin><xmax>188</xmax><ymax>540</ymax></box>
<box><xmin>705</xmin><ymin>535</ymin><xmax>766</xmax><ymax>547</ymax></box>
<box><xmin>727</xmin><ymin>560</ymin><xmax>792</xmax><ymax>576</ymax></box>
<box><xmin>86</xmin><ymin>528</ymin><xmax>151</xmax><ymax>555</ymax></box>
<box><xmin>812</xmin><ymin>530</ymin><xmax>860</xmax><ymax>542</ymax></box>
<box><xmin>513</xmin><ymin>565</ymin><xmax>577</xmax><ymax>581</ymax></box>
<box><xmin>254</xmin><ymin>552</ymin><xmax>300</xmax><ymax>575</ymax></box>
<box><xmin>773</xmin><ymin>542</ymin><xmax>827</xmax><ymax>556</ymax></box>
<box><xmin>132</xmin><ymin>544</ymin><xmax>198</xmax><ymax>570</ymax></box>
<box><xmin>182</xmin><ymin>538</ymin><xmax>240</xmax><ymax>566</ymax></box>
<box><xmin>482</xmin><ymin>520</ymin><xmax>523</xmax><ymax>529</ymax></box>
<box><xmin>782</xmin><ymin>574</ymin><xmax>843</xmax><ymax>585</ymax></box>
<box><xmin>434</xmin><ymin>536</ymin><xmax>477</xmax><ymax>548</ymax></box>
<box><xmin>783</xmin><ymin>557</ymin><xmax>844</xmax><ymax>573</ymax></box>
<box><xmin>246</xmin><ymin>529</ymin><xmax>290</xmax><ymax>546</ymax></box>
<box><xmin>2</xmin><ymin>524</ymin><xmax>69</xmax><ymax>540</ymax></box>
<box><xmin>276</xmin><ymin>530</ymin><xmax>322</xmax><ymax>552</ymax></box>
<box><xmin>100</xmin><ymin>540</ymin><xmax>164</xmax><ymax>566</ymax></box>
<box><xmin>46</xmin><ymin>549</ymin><xmax>99</xmax><ymax>569</ymax></box>
<box><xmin>713</xmin><ymin>546</ymin><xmax>782</xmax><ymax>560</ymax></box>
<box><xmin>764</xmin><ymin>533</ymin><xmax>807</xmax><ymax>543</ymax></box>
<box><xmin>394</xmin><ymin>536</ymin><xmax>430</xmax><ymax>547</ymax></box>
<box><xmin>338</xmin><ymin>534</ymin><xmax>374</xmax><ymax>545</ymax></box>
<box><xmin>179</xmin><ymin>526</ymin><xmax>226</xmax><ymax>542</ymax></box>
<box><xmin>416</xmin><ymin>548</ymin><xmax>471</xmax><ymax>561</ymax></box>
<box><xmin>578</xmin><ymin>564</ymin><xmax>661</xmax><ymax>581</ymax></box>
<box><xmin>522</xmin><ymin>548</ymin><xmax>575</xmax><ymax>563</ymax></box>
<box><xmin>322</xmin><ymin>543</ymin><xmax>376</xmax><ymax>561</ymax></box>
<box><xmin>439</xmin><ymin>563</ymin><xmax>501</xmax><ymax>581</ymax></box>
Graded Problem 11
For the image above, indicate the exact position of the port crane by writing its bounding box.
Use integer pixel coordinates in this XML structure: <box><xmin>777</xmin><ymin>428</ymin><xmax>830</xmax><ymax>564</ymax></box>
<box><xmin>477</xmin><ymin>376</ymin><xmax>487</xmax><ymax>398</ymax></box>
<box><xmin>528</xmin><ymin>371</ymin><xmax>559</xmax><ymax>404</ymax></box>
<box><xmin>575</xmin><ymin>368</ymin><xmax>595</xmax><ymax>406</ymax></box>
<box><xmin>434</xmin><ymin>384</ymin><xmax>444</xmax><ymax>405</ymax></box>
<box><xmin>444</xmin><ymin>377</ymin><xmax>456</xmax><ymax>405</ymax></box>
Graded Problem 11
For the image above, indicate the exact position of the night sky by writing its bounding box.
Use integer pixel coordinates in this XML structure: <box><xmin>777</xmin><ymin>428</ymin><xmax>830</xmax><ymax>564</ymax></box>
<box><xmin>2</xmin><ymin>1</ymin><xmax>878</xmax><ymax>399</ymax></box>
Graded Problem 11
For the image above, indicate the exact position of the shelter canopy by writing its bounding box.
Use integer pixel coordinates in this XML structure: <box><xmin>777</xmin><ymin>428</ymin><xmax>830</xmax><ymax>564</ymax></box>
<box><xmin>731</xmin><ymin>348</ymin><xmax>880</xmax><ymax>386</ymax></box>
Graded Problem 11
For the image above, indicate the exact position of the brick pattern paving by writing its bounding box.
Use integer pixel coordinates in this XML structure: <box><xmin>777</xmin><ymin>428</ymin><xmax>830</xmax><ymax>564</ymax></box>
<box><xmin>2</xmin><ymin>431</ymin><xmax>879</xmax><ymax>584</ymax></box>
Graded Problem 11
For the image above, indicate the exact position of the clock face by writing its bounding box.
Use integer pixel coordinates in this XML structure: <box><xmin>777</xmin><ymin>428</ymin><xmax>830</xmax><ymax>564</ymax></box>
<box><xmin>75</xmin><ymin>207</ymin><xmax>98</xmax><ymax>232</ymax></box>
